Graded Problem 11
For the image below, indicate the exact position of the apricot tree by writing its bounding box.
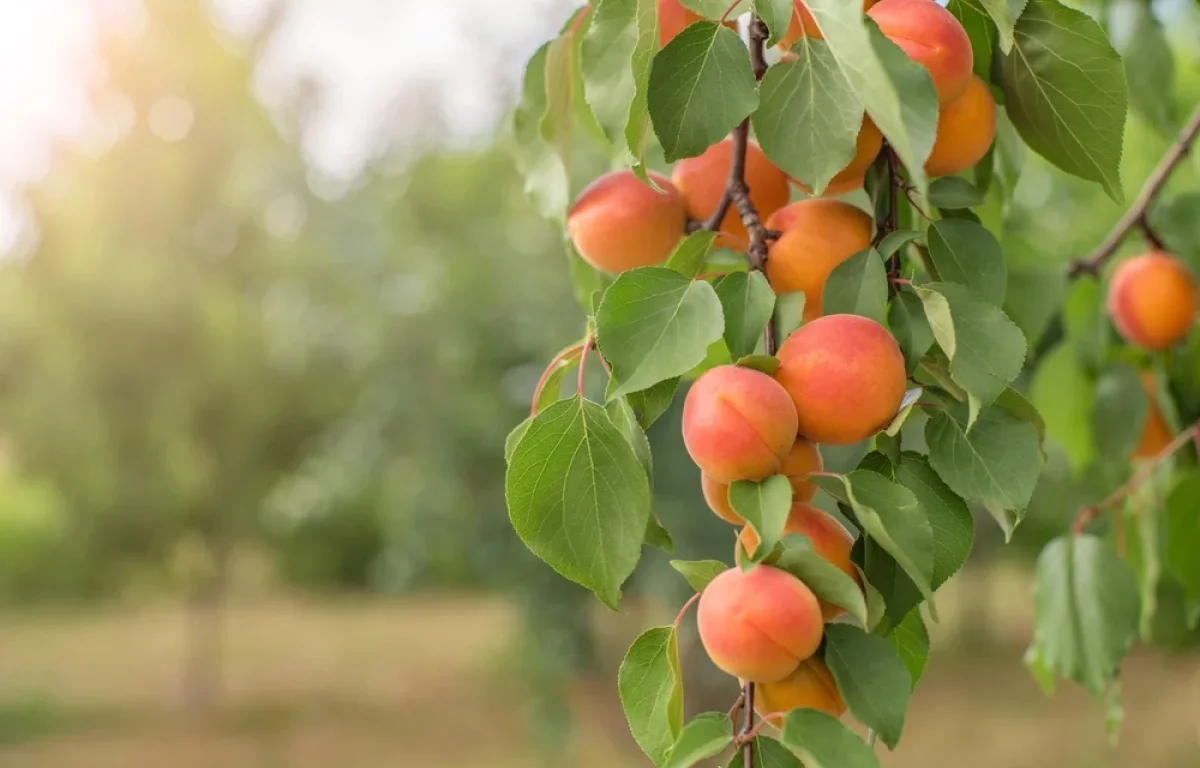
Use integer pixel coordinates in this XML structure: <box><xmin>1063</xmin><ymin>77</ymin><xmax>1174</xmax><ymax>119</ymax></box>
<box><xmin>504</xmin><ymin>0</ymin><xmax>1200</xmax><ymax>764</ymax></box>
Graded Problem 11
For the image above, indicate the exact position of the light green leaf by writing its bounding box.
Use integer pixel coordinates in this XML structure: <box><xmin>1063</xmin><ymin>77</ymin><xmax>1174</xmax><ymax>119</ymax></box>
<box><xmin>662</xmin><ymin>713</ymin><xmax>733</xmax><ymax>768</ymax></box>
<box><xmin>1092</xmin><ymin>362</ymin><xmax>1149</xmax><ymax>464</ymax></box>
<box><xmin>597</xmin><ymin>267</ymin><xmax>725</xmax><ymax>398</ymax></box>
<box><xmin>928</xmin><ymin>177</ymin><xmax>985</xmax><ymax>209</ymax></box>
<box><xmin>670</xmin><ymin>559</ymin><xmax>728</xmax><ymax>592</ymax></box>
<box><xmin>583</xmin><ymin>0</ymin><xmax>640</xmax><ymax>148</ymax></box>
<box><xmin>780</xmin><ymin>709</ymin><xmax>881</xmax><ymax>768</ymax></box>
<box><xmin>736</xmin><ymin>354</ymin><xmax>782</xmax><ymax>375</ymax></box>
<box><xmin>1027</xmin><ymin>535</ymin><xmax>1140</xmax><ymax>696</ymax></box>
<box><xmin>730</xmin><ymin>475</ymin><xmax>793</xmax><ymax>562</ymax></box>
<box><xmin>715</xmin><ymin>271</ymin><xmax>776</xmax><ymax>359</ymax></box>
<box><xmin>770</xmin><ymin>534</ymin><xmax>870</xmax><ymax>626</ymax></box>
<box><xmin>1000</xmin><ymin>0</ymin><xmax>1128</xmax><ymax>202</ymax></box>
<box><xmin>619</xmin><ymin>626</ymin><xmax>684</xmax><ymax>763</ymax></box>
<box><xmin>666</xmin><ymin>230</ymin><xmax>719</xmax><ymax>278</ymax></box>
<box><xmin>822</xmin><ymin>248</ymin><xmax>888</xmax><ymax>323</ymax></box>
<box><xmin>506</xmin><ymin>397</ymin><xmax>651</xmax><ymax>608</ymax></box>
<box><xmin>648</xmin><ymin>21</ymin><xmax>760</xmax><ymax>161</ymax></box>
<box><xmin>625</xmin><ymin>0</ymin><xmax>659</xmax><ymax>179</ymax></box>
<box><xmin>824</xmin><ymin>624</ymin><xmax>913</xmax><ymax>749</ymax></box>
<box><xmin>887</xmin><ymin>609</ymin><xmax>930</xmax><ymax>688</ymax></box>
<box><xmin>1111</xmin><ymin>0</ymin><xmax>1174</xmax><ymax>135</ymax></box>
<box><xmin>896</xmin><ymin>452</ymin><xmax>973</xmax><ymax>589</ymax></box>
<box><xmin>978</xmin><ymin>0</ymin><xmax>1024</xmax><ymax>52</ymax></box>
<box><xmin>775</xmin><ymin>292</ymin><xmax>808</xmax><ymax>339</ymax></box>
<box><xmin>925</xmin><ymin>220</ymin><xmax>1006</xmax><ymax>306</ymax></box>
<box><xmin>753</xmin><ymin>40</ymin><xmax>862</xmax><ymax>194</ymax></box>
<box><xmin>514</xmin><ymin>44</ymin><xmax>568</xmax><ymax>220</ymax></box>
<box><xmin>1031</xmin><ymin>343</ymin><xmax>1094</xmax><ymax>471</ymax></box>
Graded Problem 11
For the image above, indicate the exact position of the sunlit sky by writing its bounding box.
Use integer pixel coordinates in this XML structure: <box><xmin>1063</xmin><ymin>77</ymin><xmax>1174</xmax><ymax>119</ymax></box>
<box><xmin>0</xmin><ymin>0</ymin><xmax>579</xmax><ymax>242</ymax></box>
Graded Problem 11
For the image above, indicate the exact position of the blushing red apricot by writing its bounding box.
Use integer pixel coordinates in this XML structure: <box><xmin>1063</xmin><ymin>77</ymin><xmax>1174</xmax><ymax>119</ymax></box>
<box><xmin>778</xmin><ymin>0</ymin><xmax>877</xmax><ymax>47</ymax></box>
<box><xmin>697</xmin><ymin>566</ymin><xmax>824</xmax><ymax>683</ymax></box>
<box><xmin>567</xmin><ymin>170</ymin><xmax>686</xmax><ymax>273</ymax></box>
<box><xmin>868</xmin><ymin>0</ymin><xmax>973</xmax><ymax>105</ymax></box>
<box><xmin>753</xmin><ymin>657</ymin><xmax>846</xmax><ymax>724</ymax></box>
<box><xmin>1134</xmin><ymin>371</ymin><xmax>1173</xmax><ymax>459</ymax></box>
<box><xmin>793</xmin><ymin>118</ymin><xmax>883</xmax><ymax>197</ymax></box>
<box><xmin>775</xmin><ymin>314</ymin><xmax>907</xmax><ymax>445</ymax></box>
<box><xmin>765</xmin><ymin>200</ymin><xmax>873</xmax><ymax>321</ymax></box>
<box><xmin>702</xmin><ymin>439</ymin><xmax>822</xmax><ymax>524</ymax></box>
<box><xmin>1107</xmin><ymin>252</ymin><xmax>1198</xmax><ymax>351</ymax></box>
<box><xmin>925</xmin><ymin>75</ymin><xmax>996</xmax><ymax>177</ymax></box>
<box><xmin>673</xmin><ymin>139</ymin><xmax>790</xmax><ymax>252</ymax></box>
<box><xmin>682</xmin><ymin>366</ymin><xmax>799</xmax><ymax>483</ymax></box>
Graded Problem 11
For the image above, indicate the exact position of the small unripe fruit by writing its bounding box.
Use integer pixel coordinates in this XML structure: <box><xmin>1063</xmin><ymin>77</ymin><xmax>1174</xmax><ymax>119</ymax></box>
<box><xmin>1134</xmin><ymin>371</ymin><xmax>1173</xmax><ymax>459</ymax></box>
<box><xmin>673</xmin><ymin>139</ymin><xmax>790</xmax><ymax>252</ymax></box>
<box><xmin>775</xmin><ymin>314</ymin><xmax>907</xmax><ymax>445</ymax></box>
<box><xmin>697</xmin><ymin>566</ymin><xmax>824</xmax><ymax>683</ymax></box>
<box><xmin>1107</xmin><ymin>251</ymin><xmax>1198</xmax><ymax>351</ymax></box>
<box><xmin>683</xmin><ymin>366</ymin><xmax>799</xmax><ymax>483</ymax></box>
<box><xmin>765</xmin><ymin>200</ymin><xmax>873</xmax><ymax>322</ymax></box>
<box><xmin>925</xmin><ymin>75</ymin><xmax>996</xmax><ymax>178</ymax></box>
<box><xmin>752</xmin><ymin>657</ymin><xmax>846</xmax><ymax>724</ymax></box>
<box><xmin>868</xmin><ymin>0</ymin><xmax>973</xmax><ymax>105</ymax></box>
<box><xmin>567</xmin><ymin>170</ymin><xmax>686</xmax><ymax>273</ymax></box>
<box><xmin>701</xmin><ymin>439</ymin><xmax>822</xmax><ymax>524</ymax></box>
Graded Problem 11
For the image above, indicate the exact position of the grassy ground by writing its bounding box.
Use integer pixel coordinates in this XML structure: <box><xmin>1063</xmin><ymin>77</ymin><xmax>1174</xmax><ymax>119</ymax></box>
<box><xmin>0</xmin><ymin>586</ymin><xmax>1196</xmax><ymax>767</ymax></box>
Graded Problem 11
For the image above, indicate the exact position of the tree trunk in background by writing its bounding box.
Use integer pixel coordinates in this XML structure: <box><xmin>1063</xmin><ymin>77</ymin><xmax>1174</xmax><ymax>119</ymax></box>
<box><xmin>181</xmin><ymin>536</ymin><xmax>230</xmax><ymax>717</ymax></box>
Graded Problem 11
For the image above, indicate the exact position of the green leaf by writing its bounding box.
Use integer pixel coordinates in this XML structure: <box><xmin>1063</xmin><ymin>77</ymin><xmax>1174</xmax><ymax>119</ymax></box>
<box><xmin>626</xmin><ymin>378</ymin><xmax>680</xmax><ymax>430</ymax></box>
<box><xmin>863</xmin><ymin>538</ymin><xmax>922</xmax><ymax>630</ymax></box>
<box><xmin>888</xmin><ymin>609</ymin><xmax>931</xmax><ymax>688</ymax></box>
<box><xmin>824</xmin><ymin>624</ymin><xmax>913</xmax><ymax>749</ymax></box>
<box><xmin>915</xmin><ymin>283</ymin><xmax>1026</xmax><ymax>426</ymax></box>
<box><xmin>927</xmin><ymin>177</ymin><xmax>985</xmax><ymax>209</ymax></box>
<box><xmin>647</xmin><ymin>514</ymin><xmax>675</xmax><ymax>553</ymax></box>
<box><xmin>771</xmin><ymin>534</ymin><xmax>870</xmax><ymax>626</ymax></box>
<box><xmin>505</xmin><ymin>417</ymin><xmax>532</xmax><ymax>464</ymax></box>
<box><xmin>583</xmin><ymin>0</ymin><xmax>639</xmax><ymax>147</ymax></box>
<box><xmin>541</xmin><ymin>31</ymin><xmax>583</xmax><ymax>186</ymax></box>
<box><xmin>803</xmin><ymin>0</ymin><xmax>938</xmax><ymax>192</ymax></box>
<box><xmin>618</xmin><ymin>627</ymin><xmax>684</xmax><ymax>764</ymax></box>
<box><xmin>889</xmin><ymin>288</ymin><xmax>934</xmax><ymax>374</ymax></box>
<box><xmin>625</xmin><ymin>0</ymin><xmax>659</xmax><ymax>179</ymax></box>
<box><xmin>877</xmin><ymin>229</ymin><xmax>922</xmax><ymax>259</ymax></box>
<box><xmin>775</xmin><ymin>292</ymin><xmax>808</xmax><ymax>339</ymax></box>
<box><xmin>999</xmin><ymin>0</ymin><xmax>1128</xmax><ymax>202</ymax></box>
<box><xmin>1165</xmin><ymin>473</ymin><xmax>1200</xmax><ymax>600</ymax></box>
<box><xmin>728</xmin><ymin>735</ymin><xmax>805</xmax><ymax>768</ymax></box>
<box><xmin>679</xmin><ymin>0</ymin><xmax>747</xmax><ymax>15</ymax></box>
<box><xmin>1092</xmin><ymin>362</ymin><xmax>1149</xmax><ymax>464</ymax></box>
<box><xmin>514</xmin><ymin>44</ymin><xmax>568</xmax><ymax>220</ymax></box>
<box><xmin>730</xmin><ymin>475</ymin><xmax>793</xmax><ymax>562</ymax></box>
<box><xmin>753</xmin><ymin>0</ymin><xmax>799</xmax><ymax>46</ymax></box>
<box><xmin>506</xmin><ymin>397</ymin><xmax>651</xmax><ymax>608</ymax></box>
<box><xmin>995</xmin><ymin>387</ymin><xmax>1046</xmax><ymax>446</ymax></box>
<box><xmin>1112</xmin><ymin>0</ymin><xmax>1174</xmax><ymax>135</ymax></box>
<box><xmin>925</xmin><ymin>408</ymin><xmax>1041</xmax><ymax>540</ymax></box>
<box><xmin>948</xmin><ymin>0</ymin><xmax>997</xmax><ymax>81</ymax></box>
<box><xmin>662</xmin><ymin>713</ymin><xmax>733</xmax><ymax>768</ymax></box>
<box><xmin>752</xmin><ymin>40</ymin><xmax>862</xmax><ymax>195</ymax></box>
<box><xmin>925</xmin><ymin>219</ymin><xmax>1006</xmax><ymax>305</ymax></box>
<box><xmin>597</xmin><ymin>267</ymin><xmax>725</xmax><ymax>399</ymax></box>
<box><xmin>814</xmin><ymin>471</ymin><xmax>936</xmax><ymax>612</ymax></box>
<box><xmin>736</xmin><ymin>354</ymin><xmax>781</xmax><ymax>375</ymax></box>
<box><xmin>1004</xmin><ymin>266</ymin><xmax>1065</xmax><ymax>356</ymax></box>
<box><xmin>822</xmin><ymin>248</ymin><xmax>888</xmax><ymax>323</ymax></box>
<box><xmin>715</xmin><ymin>271</ymin><xmax>776</xmax><ymax>359</ymax></box>
<box><xmin>780</xmin><ymin>709</ymin><xmax>881</xmax><ymax>768</ymax></box>
<box><xmin>1063</xmin><ymin>277</ymin><xmax>1108</xmax><ymax>369</ymax></box>
<box><xmin>607</xmin><ymin>396</ymin><xmax>654</xmax><ymax>481</ymax></box>
<box><xmin>666</xmin><ymin>230</ymin><xmax>719</xmax><ymax>278</ymax></box>
<box><xmin>648</xmin><ymin>22</ymin><xmax>760</xmax><ymax>162</ymax></box>
<box><xmin>670</xmin><ymin>559</ymin><xmax>728</xmax><ymax>592</ymax></box>
<box><xmin>979</xmin><ymin>0</ymin><xmax>1024</xmax><ymax>52</ymax></box>
<box><xmin>1031</xmin><ymin>343</ymin><xmax>1095</xmax><ymax>471</ymax></box>
<box><xmin>1027</xmin><ymin>535</ymin><xmax>1140</xmax><ymax>696</ymax></box>
<box><xmin>857</xmin><ymin>563</ymin><xmax>888</xmax><ymax>631</ymax></box>
<box><xmin>895</xmin><ymin>452</ymin><xmax>973</xmax><ymax>589</ymax></box>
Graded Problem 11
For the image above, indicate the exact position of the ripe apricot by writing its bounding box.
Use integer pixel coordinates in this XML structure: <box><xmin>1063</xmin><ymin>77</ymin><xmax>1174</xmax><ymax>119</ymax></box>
<box><xmin>567</xmin><ymin>170</ymin><xmax>686</xmax><ymax>273</ymax></box>
<box><xmin>701</xmin><ymin>439</ymin><xmax>822</xmax><ymax>524</ymax></box>
<box><xmin>778</xmin><ymin>0</ymin><xmax>877</xmax><ymax>47</ymax></box>
<box><xmin>672</xmin><ymin>139</ymin><xmax>790</xmax><ymax>252</ymax></box>
<box><xmin>764</xmin><ymin>200</ymin><xmax>873</xmax><ymax>321</ymax></box>
<box><xmin>1134</xmin><ymin>371</ymin><xmax>1173</xmax><ymax>459</ymax></box>
<box><xmin>1107</xmin><ymin>252</ymin><xmax>1198</xmax><ymax>351</ymax></box>
<box><xmin>697</xmin><ymin>565</ymin><xmax>824</xmax><ymax>683</ymax></box>
<box><xmin>775</xmin><ymin>314</ymin><xmax>907</xmax><ymax>445</ymax></box>
<box><xmin>736</xmin><ymin>503</ymin><xmax>858</xmax><ymax>619</ymax></box>
<box><xmin>925</xmin><ymin>75</ymin><xmax>996</xmax><ymax>177</ymax></box>
<box><xmin>793</xmin><ymin>118</ymin><xmax>883</xmax><ymax>197</ymax></box>
<box><xmin>682</xmin><ymin>366</ymin><xmax>799</xmax><ymax>483</ymax></box>
<box><xmin>753</xmin><ymin>657</ymin><xmax>846</xmax><ymax>724</ymax></box>
<box><xmin>868</xmin><ymin>0</ymin><xmax>973</xmax><ymax>105</ymax></box>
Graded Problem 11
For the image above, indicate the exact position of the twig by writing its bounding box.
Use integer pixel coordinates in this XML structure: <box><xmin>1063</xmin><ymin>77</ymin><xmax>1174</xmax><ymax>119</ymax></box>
<box><xmin>673</xmin><ymin>591</ymin><xmax>702</xmax><ymax>630</ymax></box>
<box><xmin>1066</xmin><ymin>103</ymin><xmax>1200</xmax><ymax>278</ymax></box>
<box><xmin>741</xmin><ymin>680</ymin><xmax>756</xmax><ymax>766</ymax></box>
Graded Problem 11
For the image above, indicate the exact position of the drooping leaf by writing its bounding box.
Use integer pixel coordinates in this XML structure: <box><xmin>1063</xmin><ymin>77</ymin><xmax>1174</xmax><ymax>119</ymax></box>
<box><xmin>771</xmin><ymin>534</ymin><xmax>870</xmax><ymax>626</ymax></box>
<box><xmin>662</xmin><ymin>713</ymin><xmax>733</xmax><ymax>768</ymax></box>
<box><xmin>626</xmin><ymin>378</ymin><xmax>681</xmax><ymax>430</ymax></box>
<box><xmin>619</xmin><ymin>626</ymin><xmax>684</xmax><ymax>764</ymax></box>
<box><xmin>822</xmin><ymin>248</ymin><xmax>888</xmax><ymax>323</ymax></box>
<box><xmin>582</xmin><ymin>0</ymin><xmax>639</xmax><ymax>147</ymax></box>
<box><xmin>666</xmin><ymin>230</ymin><xmax>720</xmax><ymax>278</ymax></box>
<box><xmin>513</xmin><ymin>44</ymin><xmax>568</xmax><ymax>220</ymax></box>
<box><xmin>824</xmin><ymin>624</ymin><xmax>913</xmax><ymax>749</ymax></box>
<box><xmin>889</xmin><ymin>288</ymin><xmax>934</xmax><ymax>374</ymax></box>
<box><xmin>887</xmin><ymin>609</ymin><xmax>931</xmax><ymax>688</ymax></box>
<box><xmin>534</xmin><ymin>344</ymin><xmax>586</xmax><ymax>413</ymax></box>
<box><xmin>895</xmin><ymin>452</ymin><xmax>973</xmax><ymax>589</ymax></box>
<box><xmin>625</xmin><ymin>0</ymin><xmax>659</xmax><ymax>179</ymax></box>
<box><xmin>715</xmin><ymin>271</ymin><xmax>776</xmax><ymax>359</ymax></box>
<box><xmin>730</xmin><ymin>475</ymin><xmax>793</xmax><ymax>562</ymax></box>
<box><xmin>670</xmin><ymin>559</ymin><xmax>728</xmax><ymax>592</ymax></box>
<box><xmin>780</xmin><ymin>709</ymin><xmax>881</xmax><ymax>768</ymax></box>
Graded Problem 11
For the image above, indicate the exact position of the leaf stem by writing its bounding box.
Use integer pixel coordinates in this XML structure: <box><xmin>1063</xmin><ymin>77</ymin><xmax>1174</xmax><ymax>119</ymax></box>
<box><xmin>673</xmin><ymin>591</ymin><xmax>702</xmax><ymax>631</ymax></box>
<box><xmin>1066</xmin><ymin>102</ymin><xmax>1200</xmax><ymax>278</ymax></box>
<box><xmin>576</xmin><ymin>335</ymin><xmax>595</xmax><ymax>397</ymax></box>
<box><xmin>530</xmin><ymin>341</ymin><xmax>586</xmax><ymax>416</ymax></box>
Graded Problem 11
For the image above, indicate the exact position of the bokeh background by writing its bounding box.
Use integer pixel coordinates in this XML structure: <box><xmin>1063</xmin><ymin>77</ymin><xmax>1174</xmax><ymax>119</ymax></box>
<box><xmin>0</xmin><ymin>1</ymin><xmax>1199</xmax><ymax>766</ymax></box>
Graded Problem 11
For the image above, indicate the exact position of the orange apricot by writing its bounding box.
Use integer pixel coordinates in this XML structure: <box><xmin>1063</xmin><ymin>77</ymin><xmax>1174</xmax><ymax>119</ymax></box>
<box><xmin>682</xmin><ymin>366</ymin><xmax>799</xmax><ymax>483</ymax></box>
<box><xmin>764</xmin><ymin>200</ymin><xmax>873</xmax><ymax>321</ymax></box>
<box><xmin>1107</xmin><ymin>252</ymin><xmax>1198</xmax><ymax>351</ymax></box>
<box><xmin>672</xmin><ymin>139</ymin><xmax>790</xmax><ymax>252</ymax></box>
<box><xmin>793</xmin><ymin>117</ymin><xmax>883</xmax><ymax>197</ymax></box>
<box><xmin>775</xmin><ymin>314</ymin><xmax>907</xmax><ymax>445</ymax></box>
<box><xmin>925</xmin><ymin>75</ymin><xmax>996</xmax><ymax>177</ymax></box>
<box><xmin>567</xmin><ymin>170</ymin><xmax>686</xmax><ymax>273</ymax></box>
<box><xmin>697</xmin><ymin>565</ymin><xmax>824</xmax><ymax>683</ymax></box>
<box><xmin>701</xmin><ymin>472</ymin><xmax>742</xmax><ymax>524</ymax></box>
<box><xmin>1134</xmin><ymin>371</ymin><xmax>1173</xmax><ymax>459</ymax></box>
<box><xmin>702</xmin><ymin>439</ymin><xmax>822</xmax><ymax>525</ymax></box>
<box><xmin>658</xmin><ymin>0</ymin><xmax>737</xmax><ymax>48</ymax></box>
<box><xmin>868</xmin><ymin>0</ymin><xmax>973</xmax><ymax>105</ymax></box>
<box><xmin>753</xmin><ymin>657</ymin><xmax>846</xmax><ymax>724</ymax></box>
<box><xmin>778</xmin><ymin>0</ymin><xmax>877</xmax><ymax>47</ymax></box>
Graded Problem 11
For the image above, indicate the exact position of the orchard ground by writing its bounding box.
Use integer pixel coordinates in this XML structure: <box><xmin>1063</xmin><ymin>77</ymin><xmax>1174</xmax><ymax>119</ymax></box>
<box><xmin>0</xmin><ymin>571</ymin><xmax>1196</xmax><ymax>768</ymax></box>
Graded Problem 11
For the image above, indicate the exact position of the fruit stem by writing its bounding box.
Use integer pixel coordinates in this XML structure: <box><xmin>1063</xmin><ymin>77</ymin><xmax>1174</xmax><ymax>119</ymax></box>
<box><xmin>673</xmin><ymin>591</ymin><xmax>701</xmax><ymax>630</ymax></box>
<box><xmin>1066</xmin><ymin>101</ymin><xmax>1200</xmax><ymax>278</ymax></box>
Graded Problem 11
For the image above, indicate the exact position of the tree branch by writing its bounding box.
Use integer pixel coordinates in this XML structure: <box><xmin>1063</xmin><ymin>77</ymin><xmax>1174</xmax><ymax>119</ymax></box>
<box><xmin>1066</xmin><ymin>103</ymin><xmax>1200</xmax><ymax>279</ymax></box>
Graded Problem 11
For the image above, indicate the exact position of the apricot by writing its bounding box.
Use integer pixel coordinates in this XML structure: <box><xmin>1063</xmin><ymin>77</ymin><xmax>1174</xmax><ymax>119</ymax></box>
<box><xmin>658</xmin><ymin>0</ymin><xmax>738</xmax><ymax>47</ymax></box>
<box><xmin>1107</xmin><ymin>252</ymin><xmax>1198</xmax><ymax>351</ymax></box>
<box><xmin>701</xmin><ymin>439</ymin><xmax>822</xmax><ymax>524</ymax></box>
<box><xmin>682</xmin><ymin>366</ymin><xmax>799</xmax><ymax>483</ymax></box>
<box><xmin>775</xmin><ymin>314</ymin><xmax>907</xmax><ymax>445</ymax></box>
<box><xmin>672</xmin><ymin>139</ymin><xmax>790</xmax><ymax>252</ymax></box>
<box><xmin>793</xmin><ymin>118</ymin><xmax>883</xmax><ymax>197</ymax></box>
<box><xmin>697</xmin><ymin>565</ymin><xmax>824</xmax><ymax>683</ymax></box>
<box><xmin>925</xmin><ymin>75</ymin><xmax>996</xmax><ymax>178</ymax></box>
<box><xmin>778</xmin><ymin>0</ymin><xmax>877</xmax><ymax>47</ymax></box>
<box><xmin>764</xmin><ymin>200</ymin><xmax>873</xmax><ymax>321</ymax></box>
<box><xmin>737</xmin><ymin>503</ymin><xmax>858</xmax><ymax>619</ymax></box>
<box><xmin>868</xmin><ymin>0</ymin><xmax>973</xmax><ymax>105</ymax></box>
<box><xmin>752</xmin><ymin>657</ymin><xmax>846</xmax><ymax>724</ymax></box>
<box><xmin>567</xmin><ymin>170</ymin><xmax>687</xmax><ymax>273</ymax></box>
<box><xmin>1134</xmin><ymin>371</ymin><xmax>1173</xmax><ymax>459</ymax></box>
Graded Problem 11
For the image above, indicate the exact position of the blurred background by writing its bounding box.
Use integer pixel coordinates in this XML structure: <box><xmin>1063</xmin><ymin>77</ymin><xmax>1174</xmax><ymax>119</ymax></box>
<box><xmin>0</xmin><ymin>0</ymin><xmax>1198</xmax><ymax>766</ymax></box>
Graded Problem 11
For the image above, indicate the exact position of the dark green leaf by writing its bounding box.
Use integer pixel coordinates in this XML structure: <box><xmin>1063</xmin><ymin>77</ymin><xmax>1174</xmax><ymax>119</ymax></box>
<box><xmin>889</xmin><ymin>288</ymin><xmax>934</xmax><ymax>374</ymax></box>
<box><xmin>715</xmin><ymin>271</ymin><xmax>776</xmax><ymax>359</ymax></box>
<box><xmin>896</xmin><ymin>452</ymin><xmax>974</xmax><ymax>589</ymax></box>
<box><xmin>928</xmin><ymin>177</ymin><xmax>985</xmax><ymax>209</ymax></box>
<box><xmin>730</xmin><ymin>475</ymin><xmax>793</xmax><ymax>562</ymax></box>
<box><xmin>925</xmin><ymin>219</ymin><xmax>1006</xmax><ymax>308</ymax></box>
<box><xmin>771</xmin><ymin>534</ymin><xmax>870</xmax><ymax>626</ymax></box>
<box><xmin>1093</xmin><ymin>362</ymin><xmax>1149</xmax><ymax>464</ymax></box>
<box><xmin>822</xmin><ymin>248</ymin><xmax>888</xmax><ymax>323</ymax></box>
<box><xmin>626</xmin><ymin>378</ymin><xmax>681</xmax><ymax>430</ymax></box>
<box><xmin>824</xmin><ymin>624</ymin><xmax>913</xmax><ymax>749</ymax></box>
<box><xmin>1063</xmin><ymin>277</ymin><xmax>1108</xmax><ymax>369</ymax></box>
<box><xmin>618</xmin><ymin>626</ymin><xmax>684</xmax><ymax>763</ymax></box>
<box><xmin>670</xmin><ymin>559</ymin><xmax>728</xmax><ymax>592</ymax></box>
<box><xmin>666</xmin><ymin>230</ymin><xmax>719</xmax><ymax>278</ymax></box>
<box><xmin>780</xmin><ymin>709</ymin><xmax>881</xmax><ymax>768</ymax></box>
<box><xmin>888</xmin><ymin>609</ymin><xmax>931</xmax><ymax>688</ymax></box>
<box><xmin>662</xmin><ymin>713</ymin><xmax>733</xmax><ymax>768</ymax></box>
<box><xmin>877</xmin><ymin>229</ymin><xmax>922</xmax><ymax>259</ymax></box>
<box><xmin>607</xmin><ymin>395</ymin><xmax>654</xmax><ymax>481</ymax></box>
